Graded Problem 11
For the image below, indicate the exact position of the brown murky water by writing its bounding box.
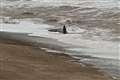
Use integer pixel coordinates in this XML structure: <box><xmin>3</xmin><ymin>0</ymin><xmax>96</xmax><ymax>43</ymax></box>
<box><xmin>0</xmin><ymin>0</ymin><xmax>120</xmax><ymax>79</ymax></box>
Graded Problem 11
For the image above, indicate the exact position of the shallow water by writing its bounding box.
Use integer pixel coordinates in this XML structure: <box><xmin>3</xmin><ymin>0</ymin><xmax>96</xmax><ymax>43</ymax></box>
<box><xmin>0</xmin><ymin>20</ymin><xmax>120</xmax><ymax>79</ymax></box>
<box><xmin>65</xmin><ymin>47</ymin><xmax>120</xmax><ymax>79</ymax></box>
<box><xmin>0</xmin><ymin>0</ymin><xmax>120</xmax><ymax>79</ymax></box>
<box><xmin>1</xmin><ymin>19</ymin><xmax>119</xmax><ymax>59</ymax></box>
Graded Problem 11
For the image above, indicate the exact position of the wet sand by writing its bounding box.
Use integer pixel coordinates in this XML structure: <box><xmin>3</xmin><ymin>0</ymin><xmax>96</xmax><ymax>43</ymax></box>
<box><xmin>0</xmin><ymin>1</ymin><xmax>119</xmax><ymax>79</ymax></box>
<box><xmin>0</xmin><ymin>33</ymin><xmax>113</xmax><ymax>80</ymax></box>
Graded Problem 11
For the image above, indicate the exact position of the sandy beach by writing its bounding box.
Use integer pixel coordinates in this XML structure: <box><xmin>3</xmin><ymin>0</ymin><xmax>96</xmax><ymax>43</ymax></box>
<box><xmin>0</xmin><ymin>32</ymin><xmax>113</xmax><ymax>80</ymax></box>
<box><xmin>0</xmin><ymin>0</ymin><xmax>119</xmax><ymax>79</ymax></box>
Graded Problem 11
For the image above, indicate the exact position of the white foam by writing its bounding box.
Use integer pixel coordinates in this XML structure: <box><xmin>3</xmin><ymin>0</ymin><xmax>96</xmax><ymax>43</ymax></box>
<box><xmin>0</xmin><ymin>19</ymin><xmax>52</xmax><ymax>33</ymax></box>
<box><xmin>41</xmin><ymin>48</ymin><xmax>62</xmax><ymax>53</ymax></box>
<box><xmin>67</xmin><ymin>46</ymin><xmax>119</xmax><ymax>60</ymax></box>
<box><xmin>0</xmin><ymin>19</ymin><xmax>119</xmax><ymax>60</ymax></box>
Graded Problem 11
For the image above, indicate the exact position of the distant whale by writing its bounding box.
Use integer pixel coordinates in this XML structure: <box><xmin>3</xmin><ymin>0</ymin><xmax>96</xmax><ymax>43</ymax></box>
<box><xmin>48</xmin><ymin>25</ymin><xmax>67</xmax><ymax>34</ymax></box>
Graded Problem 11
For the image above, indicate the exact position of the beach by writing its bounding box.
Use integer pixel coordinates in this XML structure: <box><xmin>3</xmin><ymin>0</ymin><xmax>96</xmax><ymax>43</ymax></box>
<box><xmin>0</xmin><ymin>32</ymin><xmax>113</xmax><ymax>80</ymax></box>
<box><xmin>0</xmin><ymin>0</ymin><xmax>119</xmax><ymax>80</ymax></box>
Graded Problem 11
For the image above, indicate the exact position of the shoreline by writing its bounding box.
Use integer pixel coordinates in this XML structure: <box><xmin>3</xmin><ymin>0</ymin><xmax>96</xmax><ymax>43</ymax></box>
<box><xmin>0</xmin><ymin>32</ymin><xmax>113</xmax><ymax>80</ymax></box>
<box><xmin>0</xmin><ymin>0</ymin><xmax>119</xmax><ymax>79</ymax></box>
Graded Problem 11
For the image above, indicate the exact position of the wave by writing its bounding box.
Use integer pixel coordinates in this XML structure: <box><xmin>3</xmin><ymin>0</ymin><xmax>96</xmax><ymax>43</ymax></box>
<box><xmin>1</xmin><ymin>0</ymin><xmax>120</xmax><ymax>8</ymax></box>
<box><xmin>0</xmin><ymin>18</ymin><xmax>119</xmax><ymax>60</ymax></box>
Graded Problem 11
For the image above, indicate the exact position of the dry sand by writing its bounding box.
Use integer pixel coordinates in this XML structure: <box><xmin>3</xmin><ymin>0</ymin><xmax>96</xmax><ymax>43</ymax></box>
<box><xmin>0</xmin><ymin>34</ymin><xmax>113</xmax><ymax>80</ymax></box>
